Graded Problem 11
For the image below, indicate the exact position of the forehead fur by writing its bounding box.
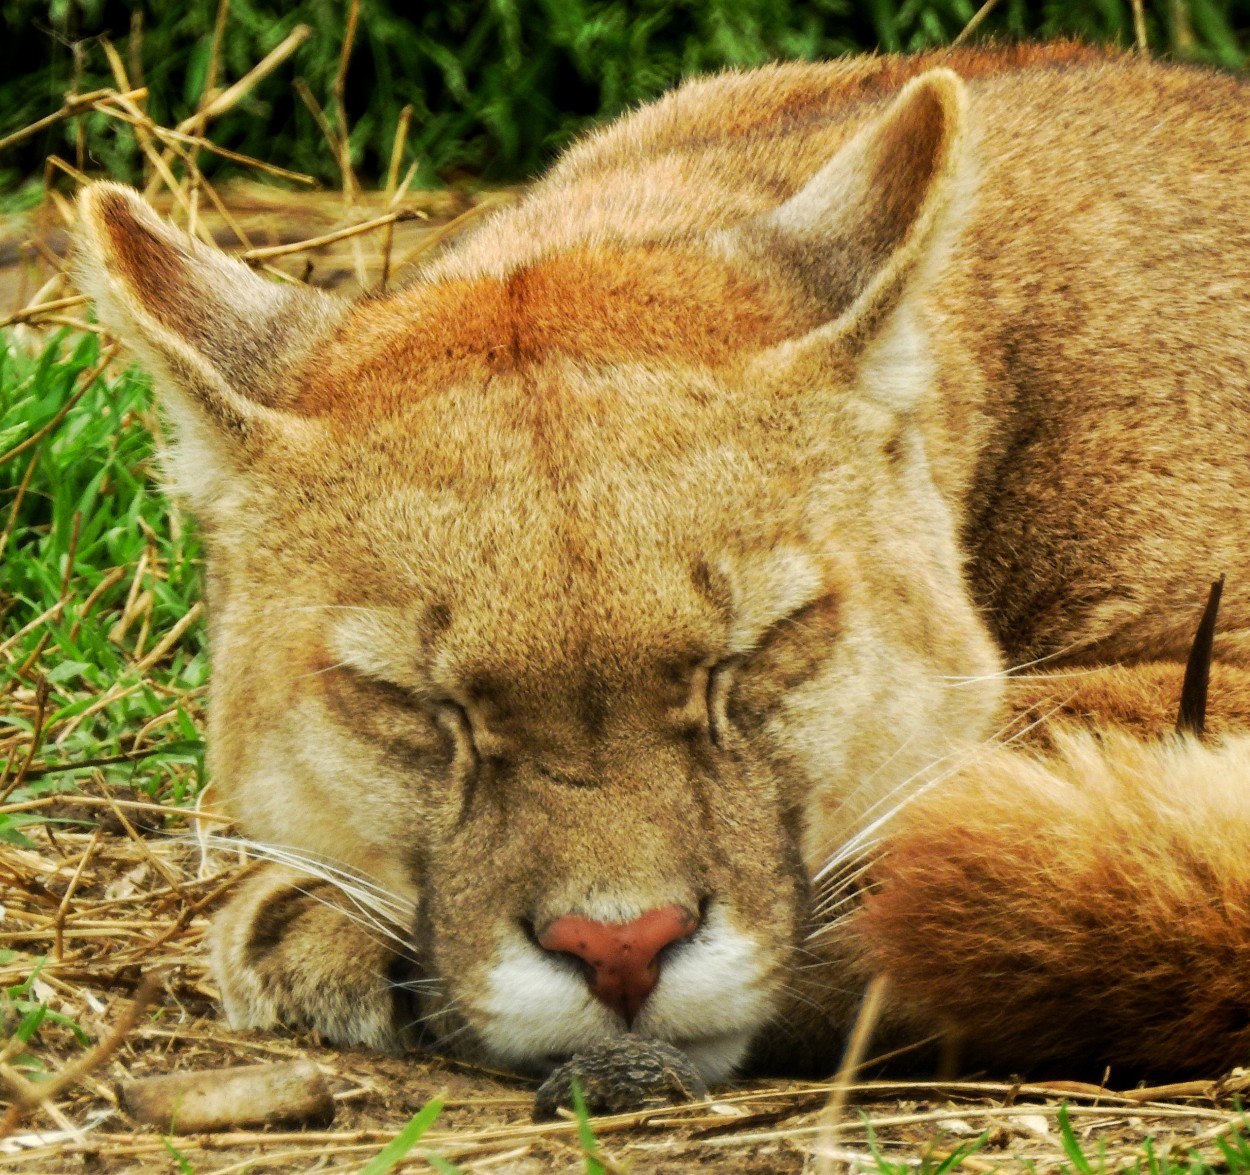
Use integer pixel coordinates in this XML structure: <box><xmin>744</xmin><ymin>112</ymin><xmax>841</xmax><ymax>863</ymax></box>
<box><xmin>287</xmin><ymin>383</ymin><xmax>833</xmax><ymax>674</ymax></box>
<box><xmin>292</xmin><ymin>244</ymin><xmax>807</xmax><ymax>420</ymax></box>
<box><xmin>245</xmin><ymin>342</ymin><xmax>855</xmax><ymax>694</ymax></box>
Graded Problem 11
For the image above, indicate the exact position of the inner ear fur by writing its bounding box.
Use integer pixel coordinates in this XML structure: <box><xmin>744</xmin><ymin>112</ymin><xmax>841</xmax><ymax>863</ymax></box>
<box><xmin>75</xmin><ymin>183</ymin><xmax>344</xmax><ymax>508</ymax></box>
<box><xmin>75</xmin><ymin>182</ymin><xmax>344</xmax><ymax>426</ymax></box>
<box><xmin>725</xmin><ymin>68</ymin><xmax>968</xmax><ymax>335</ymax></box>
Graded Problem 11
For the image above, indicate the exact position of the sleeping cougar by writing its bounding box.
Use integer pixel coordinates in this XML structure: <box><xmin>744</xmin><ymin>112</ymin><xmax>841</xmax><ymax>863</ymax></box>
<box><xmin>76</xmin><ymin>42</ymin><xmax>1250</xmax><ymax>1081</ymax></box>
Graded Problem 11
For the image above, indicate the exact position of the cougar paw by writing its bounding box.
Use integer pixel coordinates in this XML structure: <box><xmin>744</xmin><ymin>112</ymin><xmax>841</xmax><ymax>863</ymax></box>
<box><xmin>208</xmin><ymin>866</ymin><xmax>418</xmax><ymax>1053</ymax></box>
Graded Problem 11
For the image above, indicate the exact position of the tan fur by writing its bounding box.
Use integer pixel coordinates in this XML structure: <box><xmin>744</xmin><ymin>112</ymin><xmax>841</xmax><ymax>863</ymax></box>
<box><xmin>75</xmin><ymin>44</ymin><xmax>1250</xmax><ymax>1081</ymax></box>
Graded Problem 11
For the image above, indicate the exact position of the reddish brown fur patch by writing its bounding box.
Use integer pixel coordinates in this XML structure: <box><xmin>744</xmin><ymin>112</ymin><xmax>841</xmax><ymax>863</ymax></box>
<box><xmin>858</xmin><ymin>729</ymin><xmax>1250</xmax><ymax>1075</ymax></box>
<box><xmin>294</xmin><ymin>245</ymin><xmax>804</xmax><ymax>419</ymax></box>
<box><xmin>845</xmin><ymin>40</ymin><xmax>1119</xmax><ymax>93</ymax></box>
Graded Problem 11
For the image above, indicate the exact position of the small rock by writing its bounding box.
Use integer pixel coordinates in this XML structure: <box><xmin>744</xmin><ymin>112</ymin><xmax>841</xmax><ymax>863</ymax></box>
<box><xmin>941</xmin><ymin>1117</ymin><xmax>978</xmax><ymax>1136</ymax></box>
<box><xmin>1014</xmin><ymin>1113</ymin><xmax>1052</xmax><ymax>1139</ymax></box>
<box><xmin>532</xmin><ymin>1034</ymin><xmax>708</xmax><ymax>1121</ymax></box>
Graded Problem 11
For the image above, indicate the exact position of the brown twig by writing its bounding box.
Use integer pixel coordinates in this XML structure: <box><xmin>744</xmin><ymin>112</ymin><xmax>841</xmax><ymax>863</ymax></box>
<box><xmin>379</xmin><ymin>106</ymin><xmax>415</xmax><ymax>290</ymax></box>
<box><xmin>142</xmin><ymin>24</ymin><xmax>313</xmax><ymax>199</ymax></box>
<box><xmin>20</xmin><ymin>315</ymin><xmax>103</xmax><ymax>334</ymax></box>
<box><xmin>240</xmin><ymin>210</ymin><xmax>425</xmax><ymax>262</ymax></box>
<box><xmin>0</xmin><ymin>88</ymin><xmax>148</xmax><ymax>154</ymax></box>
<box><xmin>1171</xmin><ymin>0</ymin><xmax>1196</xmax><ymax>53</ymax></box>
<box><xmin>133</xmin><ymin>601</ymin><xmax>204</xmax><ymax>673</ymax></box>
<box><xmin>333</xmin><ymin>0</ymin><xmax>363</xmax><ymax>204</ymax></box>
<box><xmin>0</xmin><ymin>451</ymin><xmax>39</xmax><ymax>565</ymax></box>
<box><xmin>179</xmin><ymin>162</ymin><xmax>255</xmax><ymax>249</ymax></box>
<box><xmin>0</xmin><ymin>295</ymin><xmax>90</xmax><ymax>331</ymax></box>
<box><xmin>45</xmin><ymin>154</ymin><xmax>93</xmax><ymax>187</ymax></box>
<box><xmin>951</xmin><ymin>0</ymin><xmax>1002</xmax><ymax>46</ymax></box>
<box><xmin>93</xmin><ymin>103</ymin><xmax>315</xmax><ymax>185</ymax></box>
<box><xmin>813</xmin><ymin>975</ymin><xmax>889</xmax><ymax>1174</ymax></box>
<box><xmin>1130</xmin><ymin>0</ymin><xmax>1150</xmax><ymax>55</ymax></box>
<box><xmin>99</xmin><ymin>36</ymin><xmax>156</xmax><ymax>176</ymax></box>
<box><xmin>99</xmin><ymin>786</ymin><xmax>185</xmax><ymax>893</ymax></box>
<box><xmin>393</xmin><ymin>195</ymin><xmax>511</xmax><ymax>272</ymax></box>
<box><xmin>193</xmin><ymin>0</ymin><xmax>232</xmax><ymax>174</ymax></box>
<box><xmin>0</xmin><ymin>794</ymin><xmax>231</xmax><ymax>824</ymax></box>
<box><xmin>58</xmin><ymin>512</ymin><xmax>82</xmax><ymax>601</ymax></box>
<box><xmin>10</xmin><ymin>631</ymin><xmax>52</xmax><ymax>687</ymax></box>
<box><xmin>0</xmin><ymin>677</ymin><xmax>50</xmax><ymax>805</ymax></box>
<box><xmin>53</xmin><ymin>828</ymin><xmax>101</xmax><ymax>962</ymax></box>
<box><xmin>121</xmin><ymin>867</ymin><xmax>250</xmax><ymax>963</ymax></box>
<box><xmin>293</xmin><ymin>77</ymin><xmax>340</xmax><ymax>167</ymax></box>
<box><xmin>67</xmin><ymin>566</ymin><xmax>129</xmax><ymax>643</ymax></box>
<box><xmin>126</xmin><ymin>9</ymin><xmax>146</xmax><ymax>105</ymax></box>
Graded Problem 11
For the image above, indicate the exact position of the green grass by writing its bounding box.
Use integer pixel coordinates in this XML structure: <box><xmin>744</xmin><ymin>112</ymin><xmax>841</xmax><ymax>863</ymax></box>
<box><xmin>570</xmin><ymin>1077</ymin><xmax>608</xmax><ymax>1175</ymax></box>
<box><xmin>1</xmin><ymin>956</ymin><xmax>91</xmax><ymax>1081</ymax></box>
<box><xmin>1045</xmin><ymin>1103</ymin><xmax>1250</xmax><ymax>1175</ymax></box>
<box><xmin>358</xmin><ymin>1098</ymin><xmax>467</xmax><ymax>1174</ymax></box>
<box><xmin>0</xmin><ymin>329</ymin><xmax>206</xmax><ymax>840</ymax></box>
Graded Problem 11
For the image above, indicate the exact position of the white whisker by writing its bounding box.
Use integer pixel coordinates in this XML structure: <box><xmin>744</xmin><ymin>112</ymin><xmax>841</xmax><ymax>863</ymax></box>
<box><xmin>293</xmin><ymin>659</ymin><xmax>353</xmax><ymax>681</ymax></box>
<box><xmin>817</xmin><ymin>692</ymin><xmax>1071</xmax><ymax>883</ymax></box>
<box><xmin>196</xmin><ymin>833</ymin><xmax>415</xmax><ymax>928</ymax></box>
<box><xmin>283</xmin><ymin>877</ymin><xmax>417</xmax><ymax>957</ymax></box>
<box><xmin>806</xmin><ymin>692</ymin><xmax>1082</xmax><ymax>944</ymax></box>
<box><xmin>940</xmin><ymin>640</ymin><xmax>1099</xmax><ymax>686</ymax></box>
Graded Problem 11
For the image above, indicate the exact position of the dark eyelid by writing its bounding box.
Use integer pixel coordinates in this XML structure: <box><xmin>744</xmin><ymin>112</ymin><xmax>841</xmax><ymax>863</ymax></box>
<box><xmin>334</xmin><ymin>666</ymin><xmax>460</xmax><ymax>716</ymax></box>
<box><xmin>748</xmin><ymin>593</ymin><xmax>840</xmax><ymax>653</ymax></box>
<box><xmin>705</xmin><ymin>660</ymin><xmax>736</xmax><ymax>749</ymax></box>
<box><xmin>360</xmin><ymin>676</ymin><xmax>422</xmax><ymax>707</ymax></box>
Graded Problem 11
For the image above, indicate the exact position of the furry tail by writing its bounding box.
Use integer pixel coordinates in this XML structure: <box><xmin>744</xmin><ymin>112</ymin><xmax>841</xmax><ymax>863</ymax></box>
<box><xmin>858</xmin><ymin>730</ymin><xmax>1250</xmax><ymax>1075</ymax></box>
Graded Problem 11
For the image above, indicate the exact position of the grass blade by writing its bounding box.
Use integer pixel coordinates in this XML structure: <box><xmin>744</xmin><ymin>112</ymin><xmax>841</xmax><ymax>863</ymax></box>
<box><xmin>359</xmin><ymin>1098</ymin><xmax>445</xmax><ymax>1175</ymax></box>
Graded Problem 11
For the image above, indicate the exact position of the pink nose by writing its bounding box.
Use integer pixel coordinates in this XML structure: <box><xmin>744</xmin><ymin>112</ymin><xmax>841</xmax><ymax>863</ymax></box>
<box><xmin>537</xmin><ymin>904</ymin><xmax>700</xmax><ymax>1023</ymax></box>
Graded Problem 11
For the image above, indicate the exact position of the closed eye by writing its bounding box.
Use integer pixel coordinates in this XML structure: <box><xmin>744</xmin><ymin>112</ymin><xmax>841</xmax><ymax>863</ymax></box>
<box><xmin>747</xmin><ymin>593</ymin><xmax>841</xmax><ymax>652</ymax></box>
<box><xmin>334</xmin><ymin>665</ymin><xmax>466</xmax><ymax>722</ymax></box>
<box><xmin>321</xmin><ymin>666</ymin><xmax>474</xmax><ymax>767</ymax></box>
<box><xmin>721</xmin><ymin>591</ymin><xmax>842</xmax><ymax>731</ymax></box>
<box><xmin>431</xmin><ymin>698</ymin><xmax>480</xmax><ymax>776</ymax></box>
<box><xmin>706</xmin><ymin>660</ymin><xmax>737</xmax><ymax>749</ymax></box>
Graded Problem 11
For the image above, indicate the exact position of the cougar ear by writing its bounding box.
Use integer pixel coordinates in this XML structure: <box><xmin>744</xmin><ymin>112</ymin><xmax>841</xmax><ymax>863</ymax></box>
<box><xmin>75</xmin><ymin>183</ymin><xmax>343</xmax><ymax>507</ymax></box>
<box><xmin>725</xmin><ymin>68</ymin><xmax>968</xmax><ymax>339</ymax></box>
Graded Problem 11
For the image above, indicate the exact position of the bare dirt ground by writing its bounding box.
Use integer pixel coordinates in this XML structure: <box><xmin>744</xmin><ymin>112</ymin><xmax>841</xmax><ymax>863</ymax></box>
<box><xmin>3</xmin><ymin>188</ymin><xmax>1250</xmax><ymax>1173</ymax></box>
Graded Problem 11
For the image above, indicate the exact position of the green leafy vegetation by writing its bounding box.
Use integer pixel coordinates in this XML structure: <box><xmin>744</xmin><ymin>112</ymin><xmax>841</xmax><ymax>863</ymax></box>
<box><xmin>1</xmin><ymin>957</ymin><xmax>91</xmax><ymax>1079</ymax></box>
<box><xmin>0</xmin><ymin>329</ymin><xmax>206</xmax><ymax>837</ymax></box>
<box><xmin>850</xmin><ymin>1103</ymin><xmax>1250</xmax><ymax>1174</ymax></box>
<box><xmin>1</xmin><ymin>0</ymin><xmax>1248</xmax><ymax>190</ymax></box>
<box><xmin>570</xmin><ymin>1076</ymin><xmax>608</xmax><ymax>1175</ymax></box>
<box><xmin>160</xmin><ymin>1137</ymin><xmax>197</xmax><ymax>1174</ymax></box>
<box><xmin>1046</xmin><ymin>1103</ymin><xmax>1250</xmax><ymax>1175</ymax></box>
